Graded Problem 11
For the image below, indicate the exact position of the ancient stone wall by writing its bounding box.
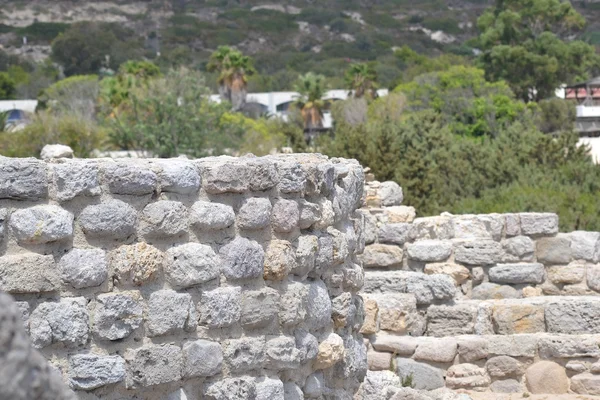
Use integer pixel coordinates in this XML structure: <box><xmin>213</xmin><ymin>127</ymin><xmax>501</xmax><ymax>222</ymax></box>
<box><xmin>0</xmin><ymin>154</ymin><xmax>367</xmax><ymax>400</ymax></box>
<box><xmin>358</xmin><ymin>179</ymin><xmax>600</xmax><ymax>398</ymax></box>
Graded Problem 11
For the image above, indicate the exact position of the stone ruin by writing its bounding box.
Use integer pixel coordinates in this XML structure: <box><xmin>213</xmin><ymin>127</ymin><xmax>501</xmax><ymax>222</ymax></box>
<box><xmin>1</xmin><ymin>154</ymin><xmax>600</xmax><ymax>399</ymax></box>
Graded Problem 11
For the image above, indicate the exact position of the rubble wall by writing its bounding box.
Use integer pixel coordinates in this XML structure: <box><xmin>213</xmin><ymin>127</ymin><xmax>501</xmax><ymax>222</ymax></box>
<box><xmin>0</xmin><ymin>154</ymin><xmax>367</xmax><ymax>400</ymax></box>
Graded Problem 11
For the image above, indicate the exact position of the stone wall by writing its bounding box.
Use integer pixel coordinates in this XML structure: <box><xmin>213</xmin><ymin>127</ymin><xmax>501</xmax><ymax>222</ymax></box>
<box><xmin>359</xmin><ymin>179</ymin><xmax>600</xmax><ymax>397</ymax></box>
<box><xmin>0</xmin><ymin>154</ymin><xmax>367</xmax><ymax>400</ymax></box>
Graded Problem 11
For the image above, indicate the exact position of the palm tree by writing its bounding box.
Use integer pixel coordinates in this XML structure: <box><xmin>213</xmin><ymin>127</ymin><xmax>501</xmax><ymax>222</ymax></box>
<box><xmin>207</xmin><ymin>46</ymin><xmax>255</xmax><ymax>111</ymax></box>
<box><xmin>292</xmin><ymin>72</ymin><xmax>329</xmax><ymax>132</ymax></box>
<box><xmin>345</xmin><ymin>62</ymin><xmax>378</xmax><ymax>99</ymax></box>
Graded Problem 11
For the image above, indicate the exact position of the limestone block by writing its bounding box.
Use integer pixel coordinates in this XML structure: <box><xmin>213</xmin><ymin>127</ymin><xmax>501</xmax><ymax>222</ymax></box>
<box><xmin>247</xmin><ymin>158</ymin><xmax>280</xmax><ymax>191</ymax></box>
<box><xmin>472</xmin><ymin>282</ymin><xmax>521</xmax><ymax>300</ymax></box>
<box><xmin>313</xmin><ymin>198</ymin><xmax>335</xmax><ymax>229</ymax></box>
<box><xmin>41</xmin><ymin>144</ymin><xmax>73</xmax><ymax>159</ymax></box>
<box><xmin>409</xmin><ymin>216</ymin><xmax>454</xmax><ymax>240</ymax></box>
<box><xmin>368</xmin><ymin>293</ymin><xmax>421</xmax><ymax>335</ymax></box>
<box><xmin>266</xmin><ymin>336</ymin><xmax>302</xmax><ymax>370</ymax></box>
<box><xmin>204</xmin><ymin>376</ymin><xmax>257</xmax><ymax>400</ymax></box>
<box><xmin>79</xmin><ymin>200</ymin><xmax>137</xmax><ymax>239</ymax></box>
<box><xmin>502</xmin><ymin>236</ymin><xmax>535</xmax><ymax>262</ymax></box>
<box><xmin>304</xmin><ymin>373</ymin><xmax>324</xmax><ymax>398</ymax></box>
<box><xmin>283</xmin><ymin>382</ymin><xmax>304</xmax><ymax>400</ymax></box>
<box><xmin>52</xmin><ymin>161</ymin><xmax>101</xmax><ymax>201</ymax></box>
<box><xmin>241</xmin><ymin>288</ymin><xmax>279</xmax><ymax>329</ymax></box>
<box><xmin>279</xmin><ymin>281</ymin><xmax>308</xmax><ymax>327</ymax></box>
<box><xmin>377</xmin><ymin>223</ymin><xmax>411</xmax><ymax>245</ymax></box>
<box><xmin>424</xmin><ymin>263</ymin><xmax>470</xmax><ymax>284</ymax></box>
<box><xmin>378</xmin><ymin>181</ymin><xmax>403</xmax><ymax>206</ymax></box>
<box><xmin>314</xmin><ymin>333</ymin><xmax>344</xmax><ymax>370</ymax></box>
<box><xmin>446</xmin><ymin>363</ymin><xmax>491</xmax><ymax>390</ymax></box>
<box><xmin>413</xmin><ymin>337</ymin><xmax>457</xmax><ymax>363</ymax></box>
<box><xmin>426</xmin><ymin>304</ymin><xmax>477</xmax><ymax>336</ymax></box>
<box><xmin>360</xmin><ymin>244</ymin><xmax>403</xmax><ymax>268</ymax></box>
<box><xmin>298</xmin><ymin>200</ymin><xmax>321</xmax><ymax>229</ymax></box>
<box><xmin>264</xmin><ymin>239</ymin><xmax>296</xmax><ymax>281</ymax></box>
<box><xmin>189</xmin><ymin>201</ymin><xmax>235</xmax><ymax>230</ymax></box>
<box><xmin>295</xmin><ymin>329</ymin><xmax>319</xmax><ymax>363</ymax></box>
<box><xmin>492</xmin><ymin>304</ymin><xmax>545</xmax><ymax>334</ymax></box>
<box><xmin>198</xmin><ymin>286</ymin><xmax>241</xmax><ymax>328</ymax></box>
<box><xmin>0</xmin><ymin>158</ymin><xmax>47</xmax><ymax>200</ymax></box>
<box><xmin>68</xmin><ymin>354</ymin><xmax>126</xmax><ymax>390</ymax></box>
<box><xmin>547</xmin><ymin>261</ymin><xmax>585</xmax><ymax>284</ymax></box>
<box><xmin>454</xmin><ymin>240</ymin><xmax>504</xmax><ymax>265</ymax></box>
<box><xmin>126</xmin><ymin>344</ymin><xmax>182</xmax><ymax>388</ymax></box>
<box><xmin>360</xmin><ymin>210</ymin><xmax>377</xmax><ymax>244</ymax></box>
<box><xmin>519</xmin><ymin>213</ymin><xmax>559</xmax><ymax>236</ymax></box>
<box><xmin>294</xmin><ymin>235</ymin><xmax>319</xmax><ymax>278</ymax></box>
<box><xmin>200</xmin><ymin>159</ymin><xmax>251</xmax><ymax>194</ymax></box>
<box><xmin>360</xmin><ymin>298</ymin><xmax>379</xmax><ymax>335</ymax></box>
<box><xmin>367</xmin><ymin>351</ymin><xmax>392</xmax><ymax>371</ymax></box>
<box><xmin>522</xmin><ymin>286</ymin><xmax>543</xmax><ymax>297</ymax></box>
<box><xmin>457</xmin><ymin>336</ymin><xmax>489</xmax><ymax>362</ymax></box>
<box><xmin>237</xmin><ymin>197</ymin><xmax>272</xmax><ymax>230</ymax></box>
<box><xmin>155</xmin><ymin>159</ymin><xmax>201</xmax><ymax>194</ymax></box>
<box><xmin>0</xmin><ymin>208</ymin><xmax>5</xmax><ymax>239</ymax></box>
<box><xmin>538</xmin><ymin>335</ymin><xmax>600</xmax><ymax>358</ymax></box>
<box><xmin>487</xmin><ymin>335</ymin><xmax>539</xmax><ymax>358</ymax></box>
<box><xmin>182</xmin><ymin>340</ymin><xmax>222</xmax><ymax>378</ymax></box>
<box><xmin>371</xmin><ymin>334</ymin><xmax>418</xmax><ymax>356</ymax></box>
<box><xmin>571</xmin><ymin>373</ymin><xmax>600</xmax><ymax>395</ymax></box>
<box><xmin>146</xmin><ymin>289</ymin><xmax>196</xmax><ymax>337</ymax></box>
<box><xmin>93</xmin><ymin>291</ymin><xmax>143</xmax><ymax>341</ymax></box>
<box><xmin>566</xmin><ymin>361</ymin><xmax>588</xmax><ymax>373</ymax></box>
<box><xmin>486</xmin><ymin>356</ymin><xmax>524</xmax><ymax>378</ymax></box>
<box><xmin>395</xmin><ymin>358</ymin><xmax>445</xmax><ymax>390</ymax></box>
<box><xmin>472</xmin><ymin>266</ymin><xmax>484</xmax><ymax>284</ymax></box>
<box><xmin>505</xmin><ymin>213</ymin><xmax>521</xmax><ymax>237</ymax></box>
<box><xmin>306</xmin><ymin>280</ymin><xmax>332</xmax><ymax>329</ymax></box>
<box><xmin>165</xmin><ymin>243</ymin><xmax>220</xmax><ymax>288</ymax></box>
<box><xmin>219</xmin><ymin>237</ymin><xmax>264</xmax><ymax>280</ymax></box>
<box><xmin>356</xmin><ymin>371</ymin><xmax>401</xmax><ymax>400</ymax></box>
<box><xmin>525</xmin><ymin>361</ymin><xmax>568</xmax><ymax>394</ymax></box>
<box><xmin>59</xmin><ymin>248</ymin><xmax>107</xmax><ymax>289</ymax></box>
<box><xmin>111</xmin><ymin>242</ymin><xmax>164</xmax><ymax>286</ymax></box>
<box><xmin>139</xmin><ymin>200</ymin><xmax>188</xmax><ymax>237</ymax></box>
<box><xmin>405</xmin><ymin>273</ymin><xmax>456</xmax><ymax>305</ymax></box>
<box><xmin>586</xmin><ymin>264</ymin><xmax>600</xmax><ymax>292</ymax></box>
<box><xmin>536</xmin><ymin>233</ymin><xmax>572</xmax><ymax>264</ymax></box>
<box><xmin>0</xmin><ymin>253</ymin><xmax>59</xmax><ymax>294</ymax></box>
<box><xmin>406</xmin><ymin>239</ymin><xmax>453</xmax><ymax>262</ymax></box>
<box><xmin>488</xmin><ymin>263</ymin><xmax>545</xmax><ymax>284</ymax></box>
<box><xmin>546</xmin><ymin>299</ymin><xmax>600</xmax><ymax>334</ymax></box>
<box><xmin>452</xmin><ymin>214</ymin><xmax>503</xmax><ymax>241</ymax></box>
<box><xmin>278</xmin><ymin>161</ymin><xmax>306</xmax><ymax>193</ymax></box>
<box><xmin>224</xmin><ymin>337</ymin><xmax>266</xmax><ymax>372</ymax></box>
<box><xmin>490</xmin><ymin>379</ymin><xmax>521</xmax><ymax>393</ymax></box>
<box><xmin>271</xmin><ymin>199</ymin><xmax>299</xmax><ymax>233</ymax></box>
<box><xmin>384</xmin><ymin>206</ymin><xmax>416</xmax><ymax>223</ymax></box>
<box><xmin>256</xmin><ymin>377</ymin><xmax>285</xmax><ymax>400</ymax></box>
<box><xmin>571</xmin><ymin>231</ymin><xmax>600</xmax><ymax>262</ymax></box>
<box><xmin>29</xmin><ymin>297</ymin><xmax>89</xmax><ymax>348</ymax></box>
<box><xmin>10</xmin><ymin>205</ymin><xmax>73</xmax><ymax>244</ymax></box>
<box><xmin>331</xmin><ymin>292</ymin><xmax>354</xmax><ymax>328</ymax></box>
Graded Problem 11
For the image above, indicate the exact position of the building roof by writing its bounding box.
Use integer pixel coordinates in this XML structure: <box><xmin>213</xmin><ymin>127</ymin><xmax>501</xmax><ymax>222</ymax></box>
<box><xmin>0</xmin><ymin>100</ymin><xmax>37</xmax><ymax>113</ymax></box>
<box><xmin>567</xmin><ymin>76</ymin><xmax>600</xmax><ymax>89</ymax></box>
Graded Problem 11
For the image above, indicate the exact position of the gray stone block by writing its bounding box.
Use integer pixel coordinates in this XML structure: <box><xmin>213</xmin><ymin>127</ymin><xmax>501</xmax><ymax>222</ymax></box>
<box><xmin>406</xmin><ymin>239</ymin><xmax>452</xmax><ymax>262</ymax></box>
<box><xmin>298</xmin><ymin>200</ymin><xmax>321</xmax><ymax>229</ymax></box>
<box><xmin>409</xmin><ymin>216</ymin><xmax>454</xmax><ymax>240</ymax></box>
<box><xmin>93</xmin><ymin>291</ymin><xmax>143</xmax><ymax>341</ymax></box>
<box><xmin>10</xmin><ymin>205</ymin><xmax>73</xmax><ymax>244</ymax></box>
<box><xmin>279</xmin><ymin>281</ymin><xmax>308</xmax><ymax>327</ymax></box>
<box><xmin>271</xmin><ymin>199</ymin><xmax>299</xmax><ymax>233</ymax></box>
<box><xmin>457</xmin><ymin>336</ymin><xmax>489</xmax><ymax>362</ymax></box>
<box><xmin>156</xmin><ymin>159</ymin><xmax>201</xmax><ymax>194</ymax></box>
<box><xmin>426</xmin><ymin>304</ymin><xmax>477</xmax><ymax>336</ymax></box>
<box><xmin>486</xmin><ymin>356</ymin><xmax>524</xmax><ymax>378</ymax></box>
<box><xmin>79</xmin><ymin>200</ymin><xmax>137</xmax><ymax>239</ymax></box>
<box><xmin>502</xmin><ymin>236</ymin><xmax>535</xmax><ymax>261</ymax></box>
<box><xmin>360</xmin><ymin>244</ymin><xmax>403</xmax><ymax>268</ymax></box>
<box><xmin>126</xmin><ymin>344</ymin><xmax>182</xmax><ymax>388</ymax></box>
<box><xmin>405</xmin><ymin>273</ymin><xmax>456</xmax><ymax>305</ymax></box>
<box><xmin>219</xmin><ymin>237</ymin><xmax>264</xmax><ymax>280</ymax></box>
<box><xmin>139</xmin><ymin>200</ymin><xmax>188</xmax><ymax>237</ymax></box>
<box><xmin>223</xmin><ymin>337</ymin><xmax>265</xmax><ymax>372</ymax></box>
<box><xmin>278</xmin><ymin>161</ymin><xmax>306</xmax><ymax>193</ymax></box>
<box><xmin>472</xmin><ymin>282</ymin><xmax>521</xmax><ymax>300</ymax></box>
<box><xmin>165</xmin><ymin>243</ymin><xmax>220</xmax><ymax>289</ymax></box>
<box><xmin>190</xmin><ymin>201</ymin><xmax>235</xmax><ymax>230</ymax></box>
<box><xmin>395</xmin><ymin>358</ymin><xmax>444</xmax><ymax>390</ymax></box>
<box><xmin>377</xmin><ymin>223</ymin><xmax>411</xmax><ymax>245</ymax></box>
<box><xmin>69</xmin><ymin>354</ymin><xmax>126</xmax><ymax>390</ymax></box>
<box><xmin>413</xmin><ymin>337</ymin><xmax>457</xmax><ymax>363</ymax></box>
<box><xmin>29</xmin><ymin>297</ymin><xmax>89</xmax><ymax>348</ymax></box>
<box><xmin>256</xmin><ymin>377</ymin><xmax>285</xmax><ymax>400</ymax></box>
<box><xmin>59</xmin><ymin>248</ymin><xmax>107</xmax><ymax>289</ymax></box>
<box><xmin>0</xmin><ymin>158</ymin><xmax>48</xmax><ymax>200</ymax></box>
<box><xmin>357</xmin><ymin>370</ymin><xmax>400</xmax><ymax>400</ymax></box>
<box><xmin>546</xmin><ymin>299</ymin><xmax>600</xmax><ymax>334</ymax></box>
<box><xmin>147</xmin><ymin>289</ymin><xmax>196</xmax><ymax>337</ymax></box>
<box><xmin>505</xmin><ymin>214</ymin><xmax>521</xmax><ymax>237</ymax></box>
<box><xmin>52</xmin><ymin>161</ymin><xmax>101</xmax><ymax>201</ymax></box>
<box><xmin>454</xmin><ymin>240</ymin><xmax>504</xmax><ymax>265</ymax></box>
<box><xmin>237</xmin><ymin>197</ymin><xmax>272</xmax><ymax>230</ymax></box>
<box><xmin>587</xmin><ymin>264</ymin><xmax>600</xmax><ymax>292</ymax></box>
<box><xmin>379</xmin><ymin>181</ymin><xmax>403</xmax><ymax>206</ymax></box>
<box><xmin>265</xmin><ymin>336</ymin><xmax>302</xmax><ymax>370</ymax></box>
<box><xmin>248</xmin><ymin>159</ymin><xmax>280</xmax><ymax>191</ymax></box>
<box><xmin>519</xmin><ymin>213</ymin><xmax>559</xmax><ymax>236</ymax></box>
<box><xmin>306</xmin><ymin>280</ymin><xmax>332</xmax><ymax>329</ymax></box>
<box><xmin>487</xmin><ymin>335</ymin><xmax>539</xmax><ymax>358</ymax></box>
<box><xmin>304</xmin><ymin>373</ymin><xmax>324</xmax><ymax>398</ymax></box>
<box><xmin>295</xmin><ymin>329</ymin><xmax>319</xmax><ymax>363</ymax></box>
<box><xmin>182</xmin><ymin>339</ymin><xmax>223</xmax><ymax>378</ymax></box>
<box><xmin>488</xmin><ymin>263</ymin><xmax>545</xmax><ymax>284</ymax></box>
<box><xmin>0</xmin><ymin>208</ymin><xmax>6</xmax><ymax>239</ymax></box>
<box><xmin>490</xmin><ymin>379</ymin><xmax>522</xmax><ymax>393</ymax></box>
<box><xmin>536</xmin><ymin>234</ymin><xmax>572</xmax><ymax>264</ymax></box>
<box><xmin>103</xmin><ymin>162</ymin><xmax>158</xmax><ymax>195</ymax></box>
<box><xmin>0</xmin><ymin>253</ymin><xmax>59</xmax><ymax>294</ymax></box>
<box><xmin>571</xmin><ymin>231</ymin><xmax>600</xmax><ymax>262</ymax></box>
<box><xmin>198</xmin><ymin>286</ymin><xmax>241</xmax><ymax>328</ymax></box>
<box><xmin>241</xmin><ymin>288</ymin><xmax>279</xmax><ymax>329</ymax></box>
<box><xmin>203</xmin><ymin>376</ymin><xmax>256</xmax><ymax>400</ymax></box>
<box><xmin>538</xmin><ymin>335</ymin><xmax>600</xmax><ymax>359</ymax></box>
<box><xmin>294</xmin><ymin>235</ymin><xmax>319</xmax><ymax>278</ymax></box>
<box><xmin>200</xmin><ymin>159</ymin><xmax>251</xmax><ymax>194</ymax></box>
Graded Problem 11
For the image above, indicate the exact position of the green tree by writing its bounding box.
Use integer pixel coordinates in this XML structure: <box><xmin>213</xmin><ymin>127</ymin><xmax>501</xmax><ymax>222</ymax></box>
<box><xmin>345</xmin><ymin>62</ymin><xmax>378</xmax><ymax>99</ymax></box>
<box><xmin>207</xmin><ymin>46</ymin><xmax>255</xmax><ymax>111</ymax></box>
<box><xmin>100</xmin><ymin>60</ymin><xmax>162</xmax><ymax>111</ymax></box>
<box><xmin>293</xmin><ymin>72</ymin><xmax>329</xmax><ymax>132</ymax></box>
<box><xmin>0</xmin><ymin>72</ymin><xmax>16</xmax><ymax>99</ymax></box>
<box><xmin>38</xmin><ymin>75</ymin><xmax>99</xmax><ymax>121</ymax></box>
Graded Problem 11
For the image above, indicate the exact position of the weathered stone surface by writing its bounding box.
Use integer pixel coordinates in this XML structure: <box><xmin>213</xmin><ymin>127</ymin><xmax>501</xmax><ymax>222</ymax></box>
<box><xmin>103</xmin><ymin>162</ymin><xmax>157</xmax><ymax>195</ymax></box>
<box><xmin>182</xmin><ymin>339</ymin><xmax>223</xmax><ymax>378</ymax></box>
<box><xmin>377</xmin><ymin>223</ymin><xmax>411</xmax><ymax>245</ymax></box>
<box><xmin>278</xmin><ymin>161</ymin><xmax>306</xmax><ymax>193</ymax></box>
<box><xmin>424</xmin><ymin>263</ymin><xmax>470</xmax><ymax>284</ymax></box>
<box><xmin>264</xmin><ymin>239</ymin><xmax>296</xmax><ymax>281</ymax></box>
<box><xmin>283</xmin><ymin>382</ymin><xmax>304</xmax><ymax>400</ymax></box>
<box><xmin>426</xmin><ymin>304</ymin><xmax>477</xmax><ymax>336</ymax></box>
<box><xmin>490</xmin><ymin>379</ymin><xmax>521</xmax><ymax>393</ymax></box>
<box><xmin>279</xmin><ymin>281</ymin><xmax>308</xmax><ymax>327</ymax></box>
<box><xmin>452</xmin><ymin>214</ymin><xmax>504</xmax><ymax>241</ymax></box>
<box><xmin>356</xmin><ymin>370</ymin><xmax>401</xmax><ymax>400</ymax></box>
<box><xmin>224</xmin><ymin>337</ymin><xmax>266</xmax><ymax>372</ymax></box>
<box><xmin>395</xmin><ymin>358</ymin><xmax>445</xmax><ymax>390</ymax></box>
<box><xmin>241</xmin><ymin>288</ymin><xmax>279</xmax><ymax>329</ymax></box>
<box><xmin>406</xmin><ymin>240</ymin><xmax>452</xmax><ymax>262</ymax></box>
<box><xmin>367</xmin><ymin>351</ymin><xmax>392</xmax><ymax>371</ymax></box>
<box><xmin>41</xmin><ymin>144</ymin><xmax>73</xmax><ymax>159</ymax></box>
<box><xmin>486</xmin><ymin>356</ymin><xmax>523</xmax><ymax>378</ymax></box>
<box><xmin>586</xmin><ymin>264</ymin><xmax>600</xmax><ymax>292</ymax></box>
<box><xmin>505</xmin><ymin>213</ymin><xmax>521</xmax><ymax>237</ymax></box>
<box><xmin>0</xmin><ymin>158</ymin><xmax>47</xmax><ymax>200</ymax></box>
<box><xmin>488</xmin><ymin>263</ymin><xmax>545</xmax><ymax>284</ymax></box>
<box><xmin>304</xmin><ymin>373</ymin><xmax>324</xmax><ymax>398</ymax></box>
<box><xmin>487</xmin><ymin>335</ymin><xmax>539</xmax><ymax>358</ymax></box>
<box><xmin>307</xmin><ymin>280</ymin><xmax>333</xmax><ymax>329</ymax></box>
<box><xmin>536</xmin><ymin>234</ymin><xmax>572</xmax><ymax>264</ymax></box>
<box><xmin>571</xmin><ymin>231</ymin><xmax>600</xmax><ymax>262</ymax></box>
<box><xmin>93</xmin><ymin>291</ymin><xmax>143</xmax><ymax>341</ymax></box>
<box><xmin>295</xmin><ymin>329</ymin><xmax>319</xmax><ymax>363</ymax></box>
<box><xmin>369</xmin><ymin>293</ymin><xmax>422</xmax><ymax>335</ymax></box>
<box><xmin>204</xmin><ymin>376</ymin><xmax>256</xmax><ymax>400</ymax></box>
<box><xmin>472</xmin><ymin>282</ymin><xmax>521</xmax><ymax>300</ymax></box>
<box><xmin>156</xmin><ymin>160</ymin><xmax>201</xmax><ymax>194</ymax></box>
<box><xmin>519</xmin><ymin>213</ymin><xmax>559</xmax><ymax>236</ymax></box>
<box><xmin>331</xmin><ymin>292</ymin><xmax>354</xmax><ymax>328</ymax></box>
<box><xmin>237</xmin><ymin>197</ymin><xmax>272</xmax><ymax>230</ymax></box>
<box><xmin>446</xmin><ymin>363</ymin><xmax>491</xmax><ymax>390</ymax></box>
<box><xmin>371</xmin><ymin>334</ymin><xmax>418</xmax><ymax>355</ymax></box>
<box><xmin>59</xmin><ymin>248</ymin><xmax>107</xmax><ymax>289</ymax></box>
<box><xmin>0</xmin><ymin>208</ymin><xmax>6</xmax><ymax>239</ymax></box>
<box><xmin>219</xmin><ymin>237</ymin><xmax>264</xmax><ymax>280</ymax></box>
<box><xmin>68</xmin><ymin>354</ymin><xmax>126</xmax><ymax>390</ymax></box>
<box><xmin>502</xmin><ymin>236</ymin><xmax>535</xmax><ymax>261</ymax></box>
<box><xmin>0</xmin><ymin>253</ymin><xmax>59</xmax><ymax>294</ymax></box>
<box><xmin>29</xmin><ymin>297</ymin><xmax>89</xmax><ymax>348</ymax></box>
<box><xmin>360</xmin><ymin>298</ymin><xmax>379</xmax><ymax>335</ymax></box>
<box><xmin>198</xmin><ymin>286</ymin><xmax>241</xmax><ymax>328</ymax></box>
<box><xmin>165</xmin><ymin>243</ymin><xmax>219</xmax><ymax>288</ymax></box>
<box><xmin>409</xmin><ymin>216</ymin><xmax>454</xmax><ymax>240</ymax></box>
<box><xmin>248</xmin><ymin>159</ymin><xmax>280</xmax><ymax>191</ymax></box>
<box><xmin>385</xmin><ymin>206</ymin><xmax>416</xmax><ymax>223</ymax></box>
<box><xmin>79</xmin><ymin>200</ymin><xmax>137</xmax><ymax>239</ymax></box>
<box><xmin>266</xmin><ymin>336</ymin><xmax>302</xmax><ymax>370</ymax></box>
<box><xmin>454</xmin><ymin>240</ymin><xmax>504</xmax><ymax>265</ymax></box>
<box><xmin>405</xmin><ymin>273</ymin><xmax>456</xmax><ymax>305</ymax></box>
<box><xmin>147</xmin><ymin>290</ymin><xmax>196</xmax><ymax>337</ymax></box>
<box><xmin>190</xmin><ymin>201</ymin><xmax>235</xmax><ymax>230</ymax></box>
<box><xmin>299</xmin><ymin>200</ymin><xmax>321</xmax><ymax>229</ymax></box>
<box><xmin>314</xmin><ymin>333</ymin><xmax>345</xmax><ymax>370</ymax></box>
<box><xmin>525</xmin><ymin>361</ymin><xmax>568</xmax><ymax>394</ymax></box>
<box><xmin>538</xmin><ymin>335</ymin><xmax>600</xmax><ymax>359</ymax></box>
<box><xmin>546</xmin><ymin>299</ymin><xmax>600</xmax><ymax>334</ymax></box>
<box><xmin>492</xmin><ymin>304</ymin><xmax>545</xmax><ymax>334</ymax></box>
<box><xmin>361</xmin><ymin>244</ymin><xmax>403</xmax><ymax>268</ymax></box>
<box><xmin>295</xmin><ymin>235</ymin><xmax>319</xmax><ymax>277</ymax></box>
<box><xmin>413</xmin><ymin>337</ymin><xmax>457</xmax><ymax>363</ymax></box>
<box><xmin>200</xmin><ymin>158</ymin><xmax>250</xmax><ymax>194</ymax></box>
<box><xmin>566</xmin><ymin>360</ymin><xmax>588</xmax><ymax>373</ymax></box>
<box><xmin>571</xmin><ymin>373</ymin><xmax>600</xmax><ymax>395</ymax></box>
<box><xmin>457</xmin><ymin>336</ymin><xmax>489</xmax><ymax>362</ymax></box>
<box><xmin>10</xmin><ymin>205</ymin><xmax>73</xmax><ymax>244</ymax></box>
<box><xmin>111</xmin><ymin>242</ymin><xmax>164</xmax><ymax>286</ymax></box>
<box><xmin>257</xmin><ymin>377</ymin><xmax>285</xmax><ymax>400</ymax></box>
<box><xmin>547</xmin><ymin>261</ymin><xmax>585</xmax><ymax>284</ymax></box>
<box><xmin>272</xmin><ymin>199</ymin><xmax>299</xmax><ymax>233</ymax></box>
<box><xmin>379</xmin><ymin>181</ymin><xmax>403</xmax><ymax>206</ymax></box>
<box><xmin>126</xmin><ymin>344</ymin><xmax>182</xmax><ymax>388</ymax></box>
<box><xmin>52</xmin><ymin>161</ymin><xmax>101</xmax><ymax>201</ymax></box>
<box><xmin>139</xmin><ymin>200</ymin><xmax>188</xmax><ymax>237</ymax></box>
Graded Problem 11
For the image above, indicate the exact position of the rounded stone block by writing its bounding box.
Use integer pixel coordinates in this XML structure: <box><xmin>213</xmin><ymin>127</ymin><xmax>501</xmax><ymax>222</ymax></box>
<box><xmin>10</xmin><ymin>205</ymin><xmax>74</xmax><ymax>244</ymax></box>
<box><xmin>79</xmin><ymin>200</ymin><xmax>137</xmax><ymax>239</ymax></box>
<box><xmin>526</xmin><ymin>361</ymin><xmax>568</xmax><ymax>394</ymax></box>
